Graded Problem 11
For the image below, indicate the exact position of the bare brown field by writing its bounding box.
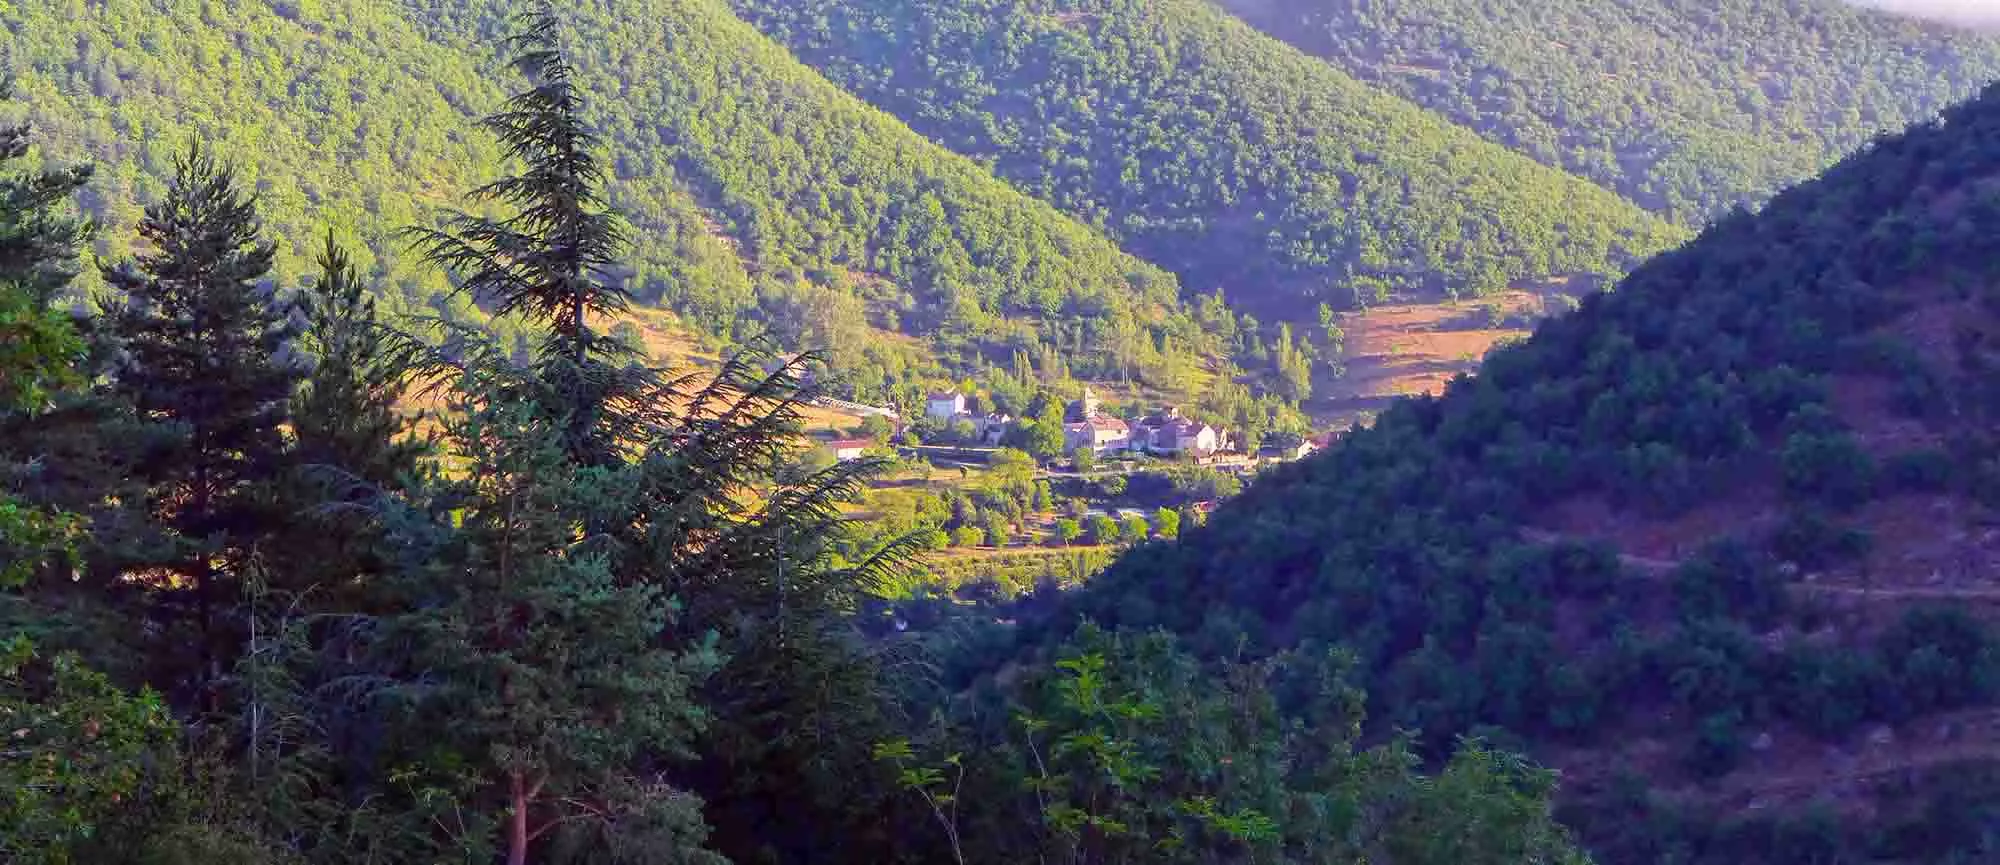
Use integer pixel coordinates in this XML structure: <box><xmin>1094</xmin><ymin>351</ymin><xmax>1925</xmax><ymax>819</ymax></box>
<box><xmin>1314</xmin><ymin>291</ymin><xmax>1543</xmax><ymax>423</ymax></box>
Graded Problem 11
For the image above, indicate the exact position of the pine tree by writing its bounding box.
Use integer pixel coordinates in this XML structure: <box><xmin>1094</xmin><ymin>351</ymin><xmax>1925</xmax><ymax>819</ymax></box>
<box><xmin>408</xmin><ymin>2</ymin><xmax>638</xmax><ymax>466</ymax></box>
<box><xmin>293</xmin><ymin>232</ymin><xmax>424</xmax><ymax>490</ymax></box>
<box><xmin>0</xmin><ymin>79</ymin><xmax>133</xmax><ymax>600</ymax></box>
<box><xmin>102</xmin><ymin>143</ymin><xmax>299</xmax><ymax>702</ymax></box>
<box><xmin>365</xmin><ymin>370</ymin><xmax>723</xmax><ymax>865</ymax></box>
<box><xmin>395</xmin><ymin>11</ymin><xmax>922</xmax><ymax>859</ymax></box>
<box><xmin>269</xmin><ymin>232</ymin><xmax>428</xmax><ymax>601</ymax></box>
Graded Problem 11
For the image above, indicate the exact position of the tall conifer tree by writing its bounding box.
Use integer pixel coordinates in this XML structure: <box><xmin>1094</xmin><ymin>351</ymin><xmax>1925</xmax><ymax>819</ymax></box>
<box><xmin>395</xmin><ymin>10</ymin><xmax>921</xmax><ymax>861</ymax></box>
<box><xmin>102</xmin><ymin>144</ymin><xmax>299</xmax><ymax>700</ymax></box>
<box><xmin>293</xmin><ymin>232</ymin><xmax>423</xmax><ymax>489</ymax></box>
<box><xmin>409</xmin><ymin>2</ymin><xmax>638</xmax><ymax>466</ymax></box>
<box><xmin>268</xmin><ymin>232</ymin><xmax>427</xmax><ymax>601</ymax></box>
<box><xmin>365</xmin><ymin>367</ymin><xmax>722</xmax><ymax>865</ymax></box>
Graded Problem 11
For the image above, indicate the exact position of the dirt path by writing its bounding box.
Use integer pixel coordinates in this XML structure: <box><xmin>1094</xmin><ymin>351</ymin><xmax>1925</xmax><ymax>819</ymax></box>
<box><xmin>1518</xmin><ymin>527</ymin><xmax>1681</xmax><ymax>574</ymax></box>
<box><xmin>1520</xmin><ymin>527</ymin><xmax>2000</xmax><ymax>600</ymax></box>
<box><xmin>1694</xmin><ymin>709</ymin><xmax>2000</xmax><ymax>811</ymax></box>
<box><xmin>1798</xmin><ymin>583</ymin><xmax>2000</xmax><ymax>601</ymax></box>
<box><xmin>1558</xmin><ymin>709</ymin><xmax>2000</xmax><ymax>815</ymax></box>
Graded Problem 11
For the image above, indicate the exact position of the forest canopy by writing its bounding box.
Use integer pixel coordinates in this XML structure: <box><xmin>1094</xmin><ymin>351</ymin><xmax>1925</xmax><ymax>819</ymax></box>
<box><xmin>727</xmin><ymin>0</ymin><xmax>1685</xmax><ymax>315</ymax></box>
<box><xmin>1215</xmin><ymin>0</ymin><xmax>2000</xmax><ymax>223</ymax></box>
<box><xmin>1</xmin><ymin>0</ymin><xmax>1238</xmax><ymax>402</ymax></box>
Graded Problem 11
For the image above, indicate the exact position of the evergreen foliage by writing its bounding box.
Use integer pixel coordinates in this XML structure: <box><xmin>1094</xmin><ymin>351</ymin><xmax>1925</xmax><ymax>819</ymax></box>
<box><xmin>0</xmin><ymin>75</ymin><xmax>91</xmax><ymax>583</ymax></box>
<box><xmin>273</xmin><ymin>232</ymin><xmax>428</xmax><ymax>602</ymax></box>
<box><xmin>101</xmin><ymin>144</ymin><xmax>301</xmax><ymax>702</ymax></box>
<box><xmin>0</xmin><ymin>77</ymin><xmax>91</xmax><ymax>303</ymax></box>
<box><xmin>40</xmin><ymin>2</ymin><xmax>2000</xmax><ymax>861</ymax></box>
<box><xmin>291</xmin><ymin>232</ymin><xmax>425</xmax><ymax>492</ymax></box>
<box><xmin>366</xmin><ymin>368</ymin><xmax>725</xmax><ymax>865</ymax></box>
<box><xmin>409</xmin><ymin>3</ymin><xmax>641</xmax><ymax>465</ymax></box>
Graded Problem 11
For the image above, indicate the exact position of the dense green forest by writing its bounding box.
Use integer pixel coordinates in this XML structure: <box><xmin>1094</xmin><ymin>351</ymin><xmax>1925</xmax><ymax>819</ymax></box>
<box><xmin>1</xmin><ymin>0</ymin><xmax>1249</xmax><ymax>403</ymax></box>
<box><xmin>981</xmin><ymin>80</ymin><xmax>2000</xmax><ymax>861</ymax></box>
<box><xmin>0</xmin><ymin>13</ymin><xmax>1588</xmax><ymax>862</ymax></box>
<box><xmin>1214</xmin><ymin>0</ymin><xmax>2000</xmax><ymax>222</ymax></box>
<box><xmin>726</xmin><ymin>0</ymin><xmax>1683</xmax><ymax>315</ymax></box>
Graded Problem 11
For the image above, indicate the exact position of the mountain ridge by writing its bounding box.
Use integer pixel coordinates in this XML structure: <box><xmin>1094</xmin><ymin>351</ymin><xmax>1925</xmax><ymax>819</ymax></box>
<box><xmin>1212</xmin><ymin>0</ymin><xmax>2000</xmax><ymax>223</ymax></box>
<box><xmin>727</xmin><ymin>0</ymin><xmax>1684</xmax><ymax>318</ymax></box>
<box><xmin>4</xmin><ymin>0</ymin><xmax>1231</xmax><ymax>403</ymax></box>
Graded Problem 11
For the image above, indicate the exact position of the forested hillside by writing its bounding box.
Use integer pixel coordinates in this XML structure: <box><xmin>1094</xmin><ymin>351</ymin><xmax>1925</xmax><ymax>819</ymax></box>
<box><xmin>992</xmin><ymin>82</ymin><xmax>2000</xmax><ymax>861</ymax></box>
<box><xmin>1216</xmin><ymin>0</ymin><xmax>2000</xmax><ymax>222</ymax></box>
<box><xmin>727</xmin><ymin>0</ymin><xmax>1683</xmax><ymax>316</ymax></box>
<box><xmin>0</xmin><ymin>12</ymin><xmax>1590</xmax><ymax>861</ymax></box>
<box><xmin>2</xmin><ymin>0</ymin><xmax>1224</xmax><ymax>399</ymax></box>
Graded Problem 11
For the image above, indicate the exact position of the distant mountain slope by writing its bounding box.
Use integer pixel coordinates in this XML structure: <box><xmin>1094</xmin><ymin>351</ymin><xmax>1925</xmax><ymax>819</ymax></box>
<box><xmin>998</xmin><ymin>84</ymin><xmax>2000</xmax><ymax>861</ymax></box>
<box><xmin>727</xmin><ymin>0</ymin><xmax>1684</xmax><ymax>319</ymax></box>
<box><xmin>3</xmin><ymin>0</ymin><xmax>1217</xmax><ymax>398</ymax></box>
<box><xmin>1215</xmin><ymin>0</ymin><xmax>2000</xmax><ymax>223</ymax></box>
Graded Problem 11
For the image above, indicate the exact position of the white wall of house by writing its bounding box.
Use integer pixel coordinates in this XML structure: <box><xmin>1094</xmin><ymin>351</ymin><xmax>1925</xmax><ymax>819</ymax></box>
<box><xmin>925</xmin><ymin>393</ymin><xmax>966</xmax><ymax>422</ymax></box>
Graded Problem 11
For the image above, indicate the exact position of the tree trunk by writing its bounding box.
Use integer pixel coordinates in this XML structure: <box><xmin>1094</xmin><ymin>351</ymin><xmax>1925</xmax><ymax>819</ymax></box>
<box><xmin>509</xmin><ymin>770</ymin><xmax>530</xmax><ymax>865</ymax></box>
<box><xmin>193</xmin><ymin>463</ymin><xmax>217</xmax><ymax>715</ymax></box>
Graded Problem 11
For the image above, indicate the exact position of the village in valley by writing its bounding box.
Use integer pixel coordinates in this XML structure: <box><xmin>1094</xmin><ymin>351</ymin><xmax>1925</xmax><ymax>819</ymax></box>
<box><xmin>799</xmin><ymin>379</ymin><xmax>1333</xmax><ymax>610</ymax></box>
<box><xmin>821</xmin><ymin>384</ymin><xmax>1326</xmax><ymax>469</ymax></box>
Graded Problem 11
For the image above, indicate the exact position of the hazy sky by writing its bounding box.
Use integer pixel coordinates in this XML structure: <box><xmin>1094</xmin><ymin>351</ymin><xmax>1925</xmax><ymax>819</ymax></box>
<box><xmin>1846</xmin><ymin>0</ymin><xmax>2000</xmax><ymax>28</ymax></box>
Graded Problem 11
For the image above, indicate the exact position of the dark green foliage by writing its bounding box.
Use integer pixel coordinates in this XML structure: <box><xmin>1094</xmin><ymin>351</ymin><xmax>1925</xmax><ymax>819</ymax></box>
<box><xmin>1220</xmin><ymin>0</ymin><xmax>2000</xmax><ymax>223</ymax></box>
<box><xmin>273</xmin><ymin>234</ymin><xmax>428</xmax><ymax>600</ymax></box>
<box><xmin>361</xmin><ymin>368</ymin><xmax>725</xmax><ymax>865</ymax></box>
<box><xmin>1883</xmin><ymin>449</ymin><xmax>1955</xmax><ymax>494</ymax></box>
<box><xmin>1576</xmin><ymin>763</ymin><xmax>2000</xmax><ymax>864</ymax></box>
<box><xmin>25</xmin><ymin>1</ymin><xmax>2000</xmax><ymax>860</ymax></box>
<box><xmin>1118</xmin><ymin>465</ymin><xmax>1243</xmax><ymax>507</ymax></box>
<box><xmin>0</xmin><ymin>100</ymin><xmax>273</xmax><ymax>861</ymax></box>
<box><xmin>409</xmin><ymin>4</ymin><xmax>643</xmax><ymax>466</ymax></box>
<box><xmin>893</xmin><ymin>627</ymin><xmax>1589</xmax><ymax>864</ymax></box>
<box><xmin>1673</xmin><ymin>542</ymin><xmax>1789</xmax><ymax>628</ymax></box>
<box><xmin>292</xmin><ymin>233</ymin><xmax>425</xmax><ymax>491</ymax></box>
<box><xmin>1780</xmin><ymin>645</ymin><xmax>1886</xmax><ymax>739</ymax></box>
<box><xmin>1876</xmin><ymin>608</ymin><xmax>2000</xmax><ymax>720</ymax></box>
<box><xmin>729</xmin><ymin>0</ymin><xmax>1680</xmax><ymax>315</ymax></box>
<box><xmin>0</xmin><ymin>77</ymin><xmax>89</xmax><ymax>585</ymax></box>
<box><xmin>1687</xmin><ymin>709</ymin><xmax>1747</xmax><ymax>779</ymax></box>
<box><xmin>1781</xmin><ymin>428</ymin><xmax>1877</xmax><ymax>509</ymax></box>
<box><xmin>1768</xmin><ymin>510</ymin><xmax>1872</xmax><ymax>572</ymax></box>
<box><xmin>101</xmin><ymin>144</ymin><xmax>300</xmax><ymax>701</ymax></box>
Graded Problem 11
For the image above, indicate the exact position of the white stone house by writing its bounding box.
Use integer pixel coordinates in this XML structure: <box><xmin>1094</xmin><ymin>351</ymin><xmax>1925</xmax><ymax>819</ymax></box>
<box><xmin>925</xmin><ymin>390</ymin><xmax>968</xmax><ymax>423</ymax></box>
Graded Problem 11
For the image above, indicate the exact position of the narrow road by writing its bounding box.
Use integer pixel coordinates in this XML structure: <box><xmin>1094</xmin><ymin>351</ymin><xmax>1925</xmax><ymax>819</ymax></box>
<box><xmin>1519</xmin><ymin>527</ymin><xmax>2000</xmax><ymax>600</ymax></box>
